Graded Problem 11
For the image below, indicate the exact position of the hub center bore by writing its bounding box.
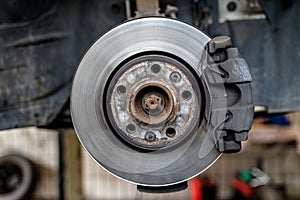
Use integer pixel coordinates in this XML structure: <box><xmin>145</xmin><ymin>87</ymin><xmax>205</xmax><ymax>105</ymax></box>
<box><xmin>130</xmin><ymin>84</ymin><xmax>175</xmax><ymax>125</ymax></box>
<box><xmin>142</xmin><ymin>92</ymin><xmax>164</xmax><ymax>115</ymax></box>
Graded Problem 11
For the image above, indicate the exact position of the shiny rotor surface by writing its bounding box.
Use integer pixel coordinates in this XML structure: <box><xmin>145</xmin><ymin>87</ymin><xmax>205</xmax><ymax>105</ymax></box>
<box><xmin>71</xmin><ymin>17</ymin><xmax>221</xmax><ymax>186</ymax></box>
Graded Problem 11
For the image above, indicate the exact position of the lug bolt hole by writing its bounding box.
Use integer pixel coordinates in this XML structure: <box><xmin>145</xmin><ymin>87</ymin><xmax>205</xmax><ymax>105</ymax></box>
<box><xmin>182</xmin><ymin>90</ymin><xmax>192</xmax><ymax>100</ymax></box>
<box><xmin>126</xmin><ymin>124</ymin><xmax>136</xmax><ymax>133</ymax></box>
<box><xmin>117</xmin><ymin>85</ymin><xmax>126</xmax><ymax>94</ymax></box>
<box><xmin>151</xmin><ymin>64</ymin><xmax>161</xmax><ymax>73</ymax></box>
<box><xmin>166</xmin><ymin>127</ymin><xmax>176</xmax><ymax>137</ymax></box>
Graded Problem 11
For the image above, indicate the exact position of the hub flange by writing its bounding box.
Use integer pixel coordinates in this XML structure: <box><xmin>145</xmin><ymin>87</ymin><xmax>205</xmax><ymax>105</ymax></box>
<box><xmin>107</xmin><ymin>55</ymin><xmax>199</xmax><ymax>150</ymax></box>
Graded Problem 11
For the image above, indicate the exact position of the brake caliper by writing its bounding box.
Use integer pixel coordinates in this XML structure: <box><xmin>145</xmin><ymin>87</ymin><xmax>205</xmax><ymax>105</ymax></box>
<box><xmin>202</xmin><ymin>36</ymin><xmax>254</xmax><ymax>153</ymax></box>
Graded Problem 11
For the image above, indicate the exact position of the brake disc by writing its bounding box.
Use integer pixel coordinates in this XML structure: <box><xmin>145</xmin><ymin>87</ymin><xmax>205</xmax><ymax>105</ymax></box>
<box><xmin>71</xmin><ymin>17</ymin><xmax>253</xmax><ymax>186</ymax></box>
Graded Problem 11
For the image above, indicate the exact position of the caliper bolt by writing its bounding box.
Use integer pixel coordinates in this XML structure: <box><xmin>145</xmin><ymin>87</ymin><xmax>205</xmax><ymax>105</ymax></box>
<box><xmin>126</xmin><ymin>124</ymin><xmax>136</xmax><ymax>133</ymax></box>
<box><xmin>145</xmin><ymin>131</ymin><xmax>156</xmax><ymax>142</ymax></box>
<box><xmin>170</xmin><ymin>72</ymin><xmax>181</xmax><ymax>82</ymax></box>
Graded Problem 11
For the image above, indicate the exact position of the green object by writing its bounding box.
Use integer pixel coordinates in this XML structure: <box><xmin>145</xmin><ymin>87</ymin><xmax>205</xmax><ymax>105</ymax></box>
<box><xmin>240</xmin><ymin>170</ymin><xmax>252</xmax><ymax>183</ymax></box>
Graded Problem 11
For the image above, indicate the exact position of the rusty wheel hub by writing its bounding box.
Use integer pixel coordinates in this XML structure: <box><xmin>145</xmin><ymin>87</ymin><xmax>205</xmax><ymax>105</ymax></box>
<box><xmin>131</xmin><ymin>83</ymin><xmax>174</xmax><ymax>125</ymax></box>
<box><xmin>107</xmin><ymin>55</ymin><xmax>200</xmax><ymax>150</ymax></box>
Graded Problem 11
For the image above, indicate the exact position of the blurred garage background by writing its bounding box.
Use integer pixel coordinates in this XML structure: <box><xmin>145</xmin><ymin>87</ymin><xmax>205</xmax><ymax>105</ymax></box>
<box><xmin>1</xmin><ymin>0</ymin><xmax>300</xmax><ymax>199</ymax></box>
<box><xmin>0</xmin><ymin>112</ymin><xmax>299</xmax><ymax>200</ymax></box>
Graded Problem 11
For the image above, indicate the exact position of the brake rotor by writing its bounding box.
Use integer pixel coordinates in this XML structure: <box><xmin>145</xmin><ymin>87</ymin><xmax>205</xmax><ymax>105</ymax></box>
<box><xmin>71</xmin><ymin>17</ymin><xmax>221</xmax><ymax>186</ymax></box>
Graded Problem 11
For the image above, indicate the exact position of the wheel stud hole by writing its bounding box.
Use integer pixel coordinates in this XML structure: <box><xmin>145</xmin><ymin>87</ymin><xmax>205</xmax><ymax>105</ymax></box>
<box><xmin>151</xmin><ymin>64</ymin><xmax>161</xmax><ymax>73</ymax></box>
<box><xmin>117</xmin><ymin>85</ymin><xmax>126</xmax><ymax>94</ymax></box>
<box><xmin>182</xmin><ymin>90</ymin><xmax>192</xmax><ymax>100</ymax></box>
<box><xmin>166</xmin><ymin>127</ymin><xmax>176</xmax><ymax>137</ymax></box>
<box><xmin>126</xmin><ymin>124</ymin><xmax>136</xmax><ymax>133</ymax></box>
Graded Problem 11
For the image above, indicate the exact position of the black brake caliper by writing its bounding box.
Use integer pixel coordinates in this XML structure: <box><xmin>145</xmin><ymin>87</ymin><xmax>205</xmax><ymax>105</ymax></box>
<box><xmin>202</xmin><ymin>36</ymin><xmax>254</xmax><ymax>153</ymax></box>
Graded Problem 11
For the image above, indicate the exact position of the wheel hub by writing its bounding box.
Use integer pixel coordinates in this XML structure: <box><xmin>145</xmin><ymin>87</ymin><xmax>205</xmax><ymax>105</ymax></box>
<box><xmin>107</xmin><ymin>55</ymin><xmax>199</xmax><ymax>150</ymax></box>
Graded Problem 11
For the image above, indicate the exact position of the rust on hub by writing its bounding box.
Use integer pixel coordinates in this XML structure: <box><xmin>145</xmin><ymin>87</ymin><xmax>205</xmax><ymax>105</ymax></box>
<box><xmin>130</xmin><ymin>83</ymin><xmax>175</xmax><ymax>125</ymax></box>
<box><xmin>143</xmin><ymin>93</ymin><xmax>164</xmax><ymax>115</ymax></box>
<box><xmin>109</xmin><ymin>57</ymin><xmax>197</xmax><ymax>149</ymax></box>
